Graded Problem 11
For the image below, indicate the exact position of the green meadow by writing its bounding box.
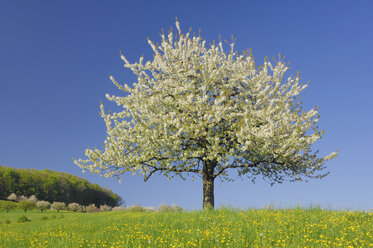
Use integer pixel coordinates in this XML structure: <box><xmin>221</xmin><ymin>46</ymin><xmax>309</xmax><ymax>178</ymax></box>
<box><xmin>0</xmin><ymin>207</ymin><xmax>372</xmax><ymax>248</ymax></box>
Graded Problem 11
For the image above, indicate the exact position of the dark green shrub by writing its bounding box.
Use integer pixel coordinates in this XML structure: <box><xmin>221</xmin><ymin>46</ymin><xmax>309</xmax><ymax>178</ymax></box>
<box><xmin>40</xmin><ymin>216</ymin><xmax>49</xmax><ymax>221</ymax></box>
<box><xmin>5</xmin><ymin>219</ymin><xmax>11</xmax><ymax>224</ymax></box>
<box><xmin>17</xmin><ymin>215</ymin><xmax>31</xmax><ymax>223</ymax></box>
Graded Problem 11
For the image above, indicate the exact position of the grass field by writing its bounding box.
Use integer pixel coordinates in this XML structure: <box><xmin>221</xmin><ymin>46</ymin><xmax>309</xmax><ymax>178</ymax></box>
<box><xmin>0</xmin><ymin>208</ymin><xmax>372</xmax><ymax>247</ymax></box>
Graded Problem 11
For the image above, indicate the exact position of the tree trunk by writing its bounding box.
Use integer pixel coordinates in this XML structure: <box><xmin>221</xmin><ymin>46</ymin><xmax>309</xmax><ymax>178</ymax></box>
<box><xmin>203</xmin><ymin>160</ymin><xmax>216</xmax><ymax>209</ymax></box>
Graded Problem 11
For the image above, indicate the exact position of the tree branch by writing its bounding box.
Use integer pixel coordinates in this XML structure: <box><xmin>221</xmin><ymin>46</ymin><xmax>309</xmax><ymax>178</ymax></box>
<box><xmin>143</xmin><ymin>162</ymin><xmax>202</xmax><ymax>182</ymax></box>
<box><xmin>213</xmin><ymin>163</ymin><xmax>258</xmax><ymax>179</ymax></box>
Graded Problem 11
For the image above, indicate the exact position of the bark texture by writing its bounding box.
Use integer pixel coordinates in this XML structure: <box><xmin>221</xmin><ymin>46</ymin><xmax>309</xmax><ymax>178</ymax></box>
<box><xmin>203</xmin><ymin>160</ymin><xmax>216</xmax><ymax>209</ymax></box>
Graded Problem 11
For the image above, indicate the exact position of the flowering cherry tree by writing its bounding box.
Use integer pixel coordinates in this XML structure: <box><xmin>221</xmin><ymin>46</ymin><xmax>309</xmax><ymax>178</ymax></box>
<box><xmin>74</xmin><ymin>20</ymin><xmax>338</xmax><ymax>209</ymax></box>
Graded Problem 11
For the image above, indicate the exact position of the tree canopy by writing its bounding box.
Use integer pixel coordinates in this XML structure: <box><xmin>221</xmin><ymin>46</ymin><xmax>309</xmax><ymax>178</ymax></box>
<box><xmin>74</xmin><ymin>20</ymin><xmax>338</xmax><ymax>209</ymax></box>
<box><xmin>0</xmin><ymin>166</ymin><xmax>122</xmax><ymax>207</ymax></box>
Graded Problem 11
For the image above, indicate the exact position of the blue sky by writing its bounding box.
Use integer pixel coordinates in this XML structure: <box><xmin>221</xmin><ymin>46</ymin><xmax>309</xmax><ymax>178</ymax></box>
<box><xmin>1</xmin><ymin>0</ymin><xmax>372</xmax><ymax>210</ymax></box>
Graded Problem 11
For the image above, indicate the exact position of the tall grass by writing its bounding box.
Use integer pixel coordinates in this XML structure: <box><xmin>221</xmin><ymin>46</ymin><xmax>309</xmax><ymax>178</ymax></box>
<box><xmin>0</xmin><ymin>208</ymin><xmax>372</xmax><ymax>247</ymax></box>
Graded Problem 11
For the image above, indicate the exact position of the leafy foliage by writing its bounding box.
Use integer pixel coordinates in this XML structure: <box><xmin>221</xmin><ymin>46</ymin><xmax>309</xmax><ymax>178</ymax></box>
<box><xmin>6</xmin><ymin>193</ymin><xmax>17</xmax><ymax>201</ymax></box>
<box><xmin>112</xmin><ymin>206</ymin><xmax>125</xmax><ymax>211</ymax></box>
<box><xmin>99</xmin><ymin>204</ymin><xmax>112</xmax><ymax>212</ymax></box>
<box><xmin>18</xmin><ymin>195</ymin><xmax>28</xmax><ymax>202</ymax></box>
<box><xmin>0</xmin><ymin>200</ymin><xmax>17</xmax><ymax>212</ymax></box>
<box><xmin>51</xmin><ymin>202</ymin><xmax>66</xmax><ymax>212</ymax></box>
<box><xmin>18</xmin><ymin>200</ymin><xmax>35</xmax><ymax>212</ymax></box>
<box><xmin>0</xmin><ymin>166</ymin><xmax>122</xmax><ymax>207</ymax></box>
<box><xmin>157</xmin><ymin>204</ymin><xmax>182</xmax><ymax>212</ymax></box>
<box><xmin>28</xmin><ymin>195</ymin><xmax>38</xmax><ymax>203</ymax></box>
<box><xmin>68</xmin><ymin>203</ymin><xmax>83</xmax><ymax>212</ymax></box>
<box><xmin>125</xmin><ymin>205</ymin><xmax>145</xmax><ymax>212</ymax></box>
<box><xmin>36</xmin><ymin>200</ymin><xmax>51</xmax><ymax>212</ymax></box>
<box><xmin>85</xmin><ymin>204</ymin><xmax>98</xmax><ymax>213</ymax></box>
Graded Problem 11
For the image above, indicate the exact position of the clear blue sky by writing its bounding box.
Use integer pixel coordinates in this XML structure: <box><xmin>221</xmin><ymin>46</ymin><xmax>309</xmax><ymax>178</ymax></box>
<box><xmin>1</xmin><ymin>0</ymin><xmax>372</xmax><ymax>210</ymax></box>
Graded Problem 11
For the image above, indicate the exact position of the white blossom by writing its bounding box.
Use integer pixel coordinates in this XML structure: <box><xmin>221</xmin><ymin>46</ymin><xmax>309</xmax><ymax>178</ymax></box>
<box><xmin>74</xmin><ymin>20</ymin><xmax>338</xmax><ymax>204</ymax></box>
<box><xmin>36</xmin><ymin>200</ymin><xmax>51</xmax><ymax>212</ymax></box>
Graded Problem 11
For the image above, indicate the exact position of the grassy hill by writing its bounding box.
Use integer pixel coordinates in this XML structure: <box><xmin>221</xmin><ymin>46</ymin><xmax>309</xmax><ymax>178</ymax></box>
<box><xmin>0</xmin><ymin>208</ymin><xmax>372</xmax><ymax>247</ymax></box>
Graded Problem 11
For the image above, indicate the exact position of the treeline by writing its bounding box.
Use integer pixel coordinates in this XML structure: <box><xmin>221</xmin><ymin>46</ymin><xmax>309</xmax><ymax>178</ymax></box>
<box><xmin>0</xmin><ymin>166</ymin><xmax>122</xmax><ymax>207</ymax></box>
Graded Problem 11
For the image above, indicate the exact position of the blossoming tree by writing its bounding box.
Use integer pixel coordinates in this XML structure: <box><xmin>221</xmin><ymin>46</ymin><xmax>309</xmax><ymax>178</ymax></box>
<box><xmin>74</xmin><ymin>20</ymin><xmax>338</xmax><ymax>209</ymax></box>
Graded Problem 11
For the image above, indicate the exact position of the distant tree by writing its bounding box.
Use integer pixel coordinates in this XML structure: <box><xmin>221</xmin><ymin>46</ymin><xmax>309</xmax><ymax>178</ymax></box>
<box><xmin>99</xmin><ymin>204</ymin><xmax>112</xmax><ymax>212</ymax></box>
<box><xmin>2</xmin><ymin>168</ymin><xmax>20</xmax><ymax>194</ymax></box>
<box><xmin>36</xmin><ymin>200</ymin><xmax>51</xmax><ymax>212</ymax></box>
<box><xmin>51</xmin><ymin>202</ymin><xmax>66</xmax><ymax>212</ymax></box>
<box><xmin>171</xmin><ymin>204</ymin><xmax>183</xmax><ymax>212</ymax></box>
<box><xmin>0</xmin><ymin>167</ymin><xmax>6</xmax><ymax>199</ymax></box>
<box><xmin>7</xmin><ymin>193</ymin><xmax>17</xmax><ymax>202</ymax></box>
<box><xmin>157</xmin><ymin>204</ymin><xmax>173</xmax><ymax>212</ymax></box>
<box><xmin>0</xmin><ymin>201</ymin><xmax>17</xmax><ymax>212</ymax></box>
<box><xmin>0</xmin><ymin>166</ymin><xmax>121</xmax><ymax>207</ymax></box>
<box><xmin>18</xmin><ymin>200</ymin><xmax>36</xmax><ymax>212</ymax></box>
<box><xmin>74</xmin><ymin>20</ymin><xmax>338</xmax><ymax>209</ymax></box>
<box><xmin>143</xmin><ymin>206</ymin><xmax>155</xmax><ymax>212</ymax></box>
<box><xmin>18</xmin><ymin>172</ymin><xmax>35</xmax><ymax>197</ymax></box>
<box><xmin>17</xmin><ymin>195</ymin><xmax>28</xmax><ymax>202</ymax></box>
<box><xmin>67</xmin><ymin>203</ymin><xmax>82</xmax><ymax>212</ymax></box>
<box><xmin>85</xmin><ymin>204</ymin><xmax>98</xmax><ymax>213</ymax></box>
<box><xmin>157</xmin><ymin>204</ymin><xmax>182</xmax><ymax>212</ymax></box>
<box><xmin>125</xmin><ymin>205</ymin><xmax>145</xmax><ymax>212</ymax></box>
<box><xmin>112</xmin><ymin>206</ymin><xmax>125</xmax><ymax>211</ymax></box>
<box><xmin>28</xmin><ymin>195</ymin><xmax>38</xmax><ymax>203</ymax></box>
